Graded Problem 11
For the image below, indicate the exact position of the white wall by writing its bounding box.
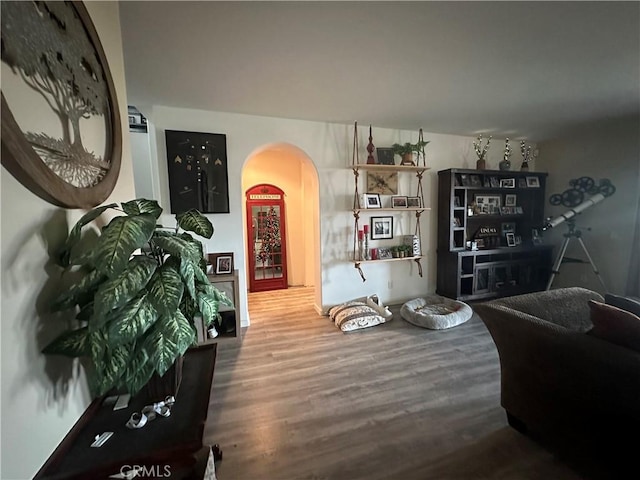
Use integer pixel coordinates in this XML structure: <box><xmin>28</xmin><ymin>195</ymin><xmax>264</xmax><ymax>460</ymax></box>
<box><xmin>537</xmin><ymin>116</ymin><xmax>640</xmax><ymax>295</ymax></box>
<box><xmin>140</xmin><ymin>106</ymin><xmax>522</xmax><ymax>317</ymax></box>
<box><xmin>0</xmin><ymin>3</ymin><xmax>135</xmax><ymax>478</ymax></box>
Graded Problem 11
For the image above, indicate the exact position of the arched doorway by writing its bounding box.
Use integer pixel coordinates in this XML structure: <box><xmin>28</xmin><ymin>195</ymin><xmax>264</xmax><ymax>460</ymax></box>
<box><xmin>246</xmin><ymin>184</ymin><xmax>288</xmax><ymax>292</ymax></box>
<box><xmin>241</xmin><ymin>143</ymin><xmax>322</xmax><ymax>310</ymax></box>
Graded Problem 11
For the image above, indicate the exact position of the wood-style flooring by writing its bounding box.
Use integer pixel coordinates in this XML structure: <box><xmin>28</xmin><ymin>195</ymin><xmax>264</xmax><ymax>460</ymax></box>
<box><xmin>204</xmin><ymin>287</ymin><xmax>585</xmax><ymax>480</ymax></box>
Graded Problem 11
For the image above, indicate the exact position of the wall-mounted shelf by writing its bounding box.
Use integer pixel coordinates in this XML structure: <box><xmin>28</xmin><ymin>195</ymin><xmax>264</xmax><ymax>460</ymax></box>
<box><xmin>349</xmin><ymin>122</ymin><xmax>430</xmax><ymax>281</ymax></box>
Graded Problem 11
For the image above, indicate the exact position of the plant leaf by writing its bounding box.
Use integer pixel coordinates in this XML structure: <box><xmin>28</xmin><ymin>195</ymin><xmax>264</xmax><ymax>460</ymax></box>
<box><xmin>197</xmin><ymin>291</ymin><xmax>219</xmax><ymax>327</ymax></box>
<box><xmin>119</xmin><ymin>348</ymin><xmax>154</xmax><ymax>395</ymax></box>
<box><xmin>179</xmin><ymin>257</ymin><xmax>198</xmax><ymax>301</ymax></box>
<box><xmin>179</xmin><ymin>294</ymin><xmax>198</xmax><ymax>322</ymax></box>
<box><xmin>196</xmin><ymin>276</ymin><xmax>233</xmax><ymax>308</ymax></box>
<box><xmin>152</xmin><ymin>233</ymin><xmax>202</xmax><ymax>263</ymax></box>
<box><xmin>57</xmin><ymin>203</ymin><xmax>117</xmax><ymax>267</ymax></box>
<box><xmin>93</xmin><ymin>214</ymin><xmax>156</xmax><ymax>278</ymax></box>
<box><xmin>142</xmin><ymin>320</ymin><xmax>180</xmax><ymax>377</ymax></box>
<box><xmin>42</xmin><ymin>327</ymin><xmax>90</xmax><ymax>357</ymax></box>
<box><xmin>174</xmin><ymin>309</ymin><xmax>196</xmax><ymax>355</ymax></box>
<box><xmin>93</xmin><ymin>256</ymin><xmax>158</xmax><ymax>319</ymax></box>
<box><xmin>176</xmin><ymin>209</ymin><xmax>214</xmax><ymax>238</ymax></box>
<box><xmin>52</xmin><ymin>269</ymin><xmax>105</xmax><ymax>312</ymax></box>
<box><xmin>94</xmin><ymin>345</ymin><xmax>131</xmax><ymax>396</ymax></box>
<box><xmin>146</xmin><ymin>263</ymin><xmax>184</xmax><ymax>316</ymax></box>
<box><xmin>107</xmin><ymin>294</ymin><xmax>158</xmax><ymax>346</ymax></box>
<box><xmin>121</xmin><ymin>199</ymin><xmax>163</xmax><ymax>219</ymax></box>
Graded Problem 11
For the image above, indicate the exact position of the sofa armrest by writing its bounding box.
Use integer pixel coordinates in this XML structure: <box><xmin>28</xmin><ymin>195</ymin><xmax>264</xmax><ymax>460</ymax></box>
<box><xmin>488</xmin><ymin>287</ymin><xmax>603</xmax><ymax>331</ymax></box>
<box><xmin>475</xmin><ymin>302</ymin><xmax>640</xmax><ymax>437</ymax></box>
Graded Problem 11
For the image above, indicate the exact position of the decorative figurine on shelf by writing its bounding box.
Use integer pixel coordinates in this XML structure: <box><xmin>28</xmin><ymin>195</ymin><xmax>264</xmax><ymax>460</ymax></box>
<box><xmin>520</xmin><ymin>140</ymin><xmax>534</xmax><ymax>171</ymax></box>
<box><xmin>366</xmin><ymin>125</ymin><xmax>375</xmax><ymax>164</ymax></box>
<box><xmin>499</xmin><ymin>138</ymin><xmax>512</xmax><ymax>170</ymax></box>
<box><xmin>473</xmin><ymin>134</ymin><xmax>492</xmax><ymax>170</ymax></box>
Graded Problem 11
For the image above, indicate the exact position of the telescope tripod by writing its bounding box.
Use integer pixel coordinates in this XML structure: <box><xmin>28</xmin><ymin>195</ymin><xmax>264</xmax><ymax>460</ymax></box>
<box><xmin>546</xmin><ymin>219</ymin><xmax>607</xmax><ymax>291</ymax></box>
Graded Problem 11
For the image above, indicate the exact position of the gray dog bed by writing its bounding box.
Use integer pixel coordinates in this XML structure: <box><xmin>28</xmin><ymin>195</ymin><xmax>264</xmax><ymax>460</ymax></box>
<box><xmin>400</xmin><ymin>295</ymin><xmax>473</xmax><ymax>330</ymax></box>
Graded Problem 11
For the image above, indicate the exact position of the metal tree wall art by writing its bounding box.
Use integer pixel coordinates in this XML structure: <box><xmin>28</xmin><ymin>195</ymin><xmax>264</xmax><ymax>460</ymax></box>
<box><xmin>1</xmin><ymin>1</ymin><xmax>121</xmax><ymax>207</ymax></box>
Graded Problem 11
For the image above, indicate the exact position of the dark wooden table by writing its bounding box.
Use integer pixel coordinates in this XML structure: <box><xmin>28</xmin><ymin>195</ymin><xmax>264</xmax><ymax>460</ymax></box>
<box><xmin>34</xmin><ymin>344</ymin><xmax>217</xmax><ymax>480</ymax></box>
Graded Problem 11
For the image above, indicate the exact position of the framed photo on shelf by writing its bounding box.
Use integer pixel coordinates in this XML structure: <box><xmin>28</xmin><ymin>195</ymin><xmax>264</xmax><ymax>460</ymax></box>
<box><xmin>500</xmin><ymin>178</ymin><xmax>516</xmax><ymax>188</ymax></box>
<box><xmin>208</xmin><ymin>252</ymin><xmax>234</xmax><ymax>275</ymax></box>
<box><xmin>490</xmin><ymin>176</ymin><xmax>500</xmax><ymax>188</ymax></box>
<box><xmin>506</xmin><ymin>233</ymin><xmax>517</xmax><ymax>247</ymax></box>
<box><xmin>505</xmin><ymin>194</ymin><xmax>517</xmax><ymax>207</ymax></box>
<box><xmin>392</xmin><ymin>196</ymin><xmax>408</xmax><ymax>208</ymax></box>
<box><xmin>526</xmin><ymin>176</ymin><xmax>540</xmax><ymax>188</ymax></box>
<box><xmin>407</xmin><ymin>196</ymin><xmax>422</xmax><ymax>208</ymax></box>
<box><xmin>460</xmin><ymin>174</ymin><xmax>471</xmax><ymax>186</ymax></box>
<box><xmin>377</xmin><ymin>247</ymin><xmax>392</xmax><ymax>259</ymax></box>
<box><xmin>363</xmin><ymin>193</ymin><xmax>382</xmax><ymax>209</ymax></box>
<box><xmin>376</xmin><ymin>147</ymin><xmax>395</xmax><ymax>165</ymax></box>
<box><xmin>501</xmin><ymin>222</ymin><xmax>516</xmax><ymax>236</ymax></box>
<box><xmin>469</xmin><ymin>175</ymin><xmax>482</xmax><ymax>187</ymax></box>
<box><xmin>474</xmin><ymin>194</ymin><xmax>501</xmax><ymax>214</ymax></box>
<box><xmin>370</xmin><ymin>216</ymin><xmax>394</xmax><ymax>240</ymax></box>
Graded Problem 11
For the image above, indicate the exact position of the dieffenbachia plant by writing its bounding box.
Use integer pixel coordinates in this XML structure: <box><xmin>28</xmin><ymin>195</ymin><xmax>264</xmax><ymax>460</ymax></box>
<box><xmin>43</xmin><ymin>199</ymin><xmax>231</xmax><ymax>396</ymax></box>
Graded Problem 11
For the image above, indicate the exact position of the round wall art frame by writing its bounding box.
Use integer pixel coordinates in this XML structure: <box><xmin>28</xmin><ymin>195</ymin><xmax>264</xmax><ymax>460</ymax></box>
<box><xmin>1</xmin><ymin>1</ymin><xmax>122</xmax><ymax>208</ymax></box>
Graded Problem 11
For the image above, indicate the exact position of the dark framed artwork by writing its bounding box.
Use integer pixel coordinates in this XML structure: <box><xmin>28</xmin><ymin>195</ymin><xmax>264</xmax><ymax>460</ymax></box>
<box><xmin>0</xmin><ymin>1</ymin><xmax>122</xmax><ymax>208</ymax></box>
<box><xmin>376</xmin><ymin>148</ymin><xmax>395</xmax><ymax>165</ymax></box>
<box><xmin>165</xmin><ymin>130</ymin><xmax>229</xmax><ymax>214</ymax></box>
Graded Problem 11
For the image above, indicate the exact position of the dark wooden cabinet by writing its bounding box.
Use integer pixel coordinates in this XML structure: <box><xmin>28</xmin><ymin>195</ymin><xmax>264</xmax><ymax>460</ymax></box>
<box><xmin>34</xmin><ymin>344</ymin><xmax>217</xmax><ymax>480</ymax></box>
<box><xmin>437</xmin><ymin>168</ymin><xmax>552</xmax><ymax>301</ymax></box>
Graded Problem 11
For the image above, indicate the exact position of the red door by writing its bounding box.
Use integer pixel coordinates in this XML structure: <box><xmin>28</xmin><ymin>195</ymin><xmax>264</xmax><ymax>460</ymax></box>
<box><xmin>246</xmin><ymin>184</ymin><xmax>288</xmax><ymax>292</ymax></box>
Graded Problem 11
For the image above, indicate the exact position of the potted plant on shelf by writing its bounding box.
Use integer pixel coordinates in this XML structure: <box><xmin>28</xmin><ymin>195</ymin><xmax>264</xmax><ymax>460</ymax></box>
<box><xmin>391</xmin><ymin>140</ymin><xmax>430</xmax><ymax>166</ymax></box>
<box><xmin>43</xmin><ymin>199</ymin><xmax>231</xmax><ymax>398</ymax></box>
<box><xmin>400</xmin><ymin>245</ymin><xmax>413</xmax><ymax>257</ymax></box>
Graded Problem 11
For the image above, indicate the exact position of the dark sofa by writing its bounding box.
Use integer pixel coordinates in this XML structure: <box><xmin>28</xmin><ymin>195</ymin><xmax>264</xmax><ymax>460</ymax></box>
<box><xmin>474</xmin><ymin>287</ymin><xmax>640</xmax><ymax>473</ymax></box>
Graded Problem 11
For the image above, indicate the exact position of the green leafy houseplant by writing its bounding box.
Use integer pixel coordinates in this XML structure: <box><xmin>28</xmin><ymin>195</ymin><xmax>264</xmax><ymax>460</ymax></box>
<box><xmin>43</xmin><ymin>199</ymin><xmax>230</xmax><ymax>396</ymax></box>
<box><xmin>391</xmin><ymin>140</ymin><xmax>429</xmax><ymax>157</ymax></box>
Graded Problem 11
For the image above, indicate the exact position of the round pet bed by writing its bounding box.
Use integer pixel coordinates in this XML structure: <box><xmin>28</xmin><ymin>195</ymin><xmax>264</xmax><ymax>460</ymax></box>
<box><xmin>400</xmin><ymin>295</ymin><xmax>472</xmax><ymax>330</ymax></box>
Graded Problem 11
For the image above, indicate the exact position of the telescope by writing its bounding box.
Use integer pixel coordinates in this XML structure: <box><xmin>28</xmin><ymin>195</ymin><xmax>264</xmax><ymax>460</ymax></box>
<box><xmin>543</xmin><ymin>192</ymin><xmax>607</xmax><ymax>230</ymax></box>
<box><xmin>544</xmin><ymin>177</ymin><xmax>615</xmax><ymax>290</ymax></box>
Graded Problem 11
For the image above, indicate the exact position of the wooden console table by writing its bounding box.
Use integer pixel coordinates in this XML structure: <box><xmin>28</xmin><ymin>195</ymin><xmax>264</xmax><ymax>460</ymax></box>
<box><xmin>34</xmin><ymin>344</ymin><xmax>217</xmax><ymax>480</ymax></box>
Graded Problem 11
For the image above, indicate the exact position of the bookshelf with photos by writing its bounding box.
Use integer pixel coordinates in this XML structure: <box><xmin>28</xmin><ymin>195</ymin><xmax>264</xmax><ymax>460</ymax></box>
<box><xmin>437</xmin><ymin>168</ymin><xmax>553</xmax><ymax>301</ymax></box>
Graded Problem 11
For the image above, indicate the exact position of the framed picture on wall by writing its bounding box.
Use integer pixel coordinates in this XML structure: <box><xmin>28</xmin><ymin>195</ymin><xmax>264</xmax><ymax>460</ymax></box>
<box><xmin>370</xmin><ymin>216</ymin><xmax>394</xmax><ymax>240</ymax></box>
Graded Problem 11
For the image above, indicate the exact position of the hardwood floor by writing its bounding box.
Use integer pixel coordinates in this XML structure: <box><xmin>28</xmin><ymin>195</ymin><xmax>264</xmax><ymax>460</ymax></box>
<box><xmin>204</xmin><ymin>287</ymin><xmax>584</xmax><ymax>479</ymax></box>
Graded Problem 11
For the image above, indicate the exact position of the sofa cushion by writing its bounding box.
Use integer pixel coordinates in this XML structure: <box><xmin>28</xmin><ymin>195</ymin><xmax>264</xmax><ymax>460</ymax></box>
<box><xmin>588</xmin><ymin>300</ymin><xmax>640</xmax><ymax>352</ymax></box>
<box><xmin>605</xmin><ymin>293</ymin><xmax>640</xmax><ymax>317</ymax></box>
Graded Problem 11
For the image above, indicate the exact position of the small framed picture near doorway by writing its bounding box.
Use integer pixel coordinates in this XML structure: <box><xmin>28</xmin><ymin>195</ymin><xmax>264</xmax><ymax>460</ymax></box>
<box><xmin>208</xmin><ymin>252</ymin><xmax>234</xmax><ymax>275</ymax></box>
<box><xmin>370</xmin><ymin>216</ymin><xmax>394</xmax><ymax>240</ymax></box>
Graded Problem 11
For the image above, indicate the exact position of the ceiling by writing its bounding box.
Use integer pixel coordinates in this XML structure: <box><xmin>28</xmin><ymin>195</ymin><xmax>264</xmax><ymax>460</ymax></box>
<box><xmin>119</xmin><ymin>1</ymin><xmax>639</xmax><ymax>142</ymax></box>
